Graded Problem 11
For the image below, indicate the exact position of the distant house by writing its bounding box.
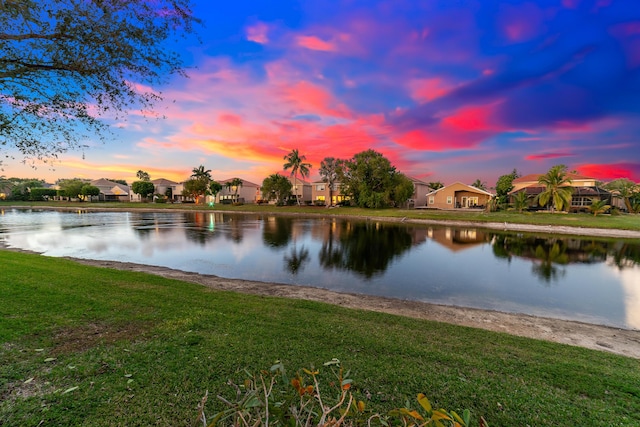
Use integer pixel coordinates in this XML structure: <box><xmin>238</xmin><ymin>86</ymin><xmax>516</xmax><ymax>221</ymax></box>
<box><xmin>407</xmin><ymin>177</ymin><xmax>430</xmax><ymax>208</ymax></box>
<box><xmin>509</xmin><ymin>173</ymin><xmax>611</xmax><ymax>212</ymax></box>
<box><xmin>216</xmin><ymin>178</ymin><xmax>261</xmax><ymax>204</ymax></box>
<box><xmin>90</xmin><ymin>179</ymin><xmax>130</xmax><ymax>202</ymax></box>
<box><xmin>152</xmin><ymin>178</ymin><xmax>182</xmax><ymax>201</ymax></box>
<box><xmin>311</xmin><ymin>180</ymin><xmax>349</xmax><ymax>206</ymax></box>
<box><xmin>288</xmin><ymin>177</ymin><xmax>312</xmax><ymax>204</ymax></box>
<box><xmin>425</xmin><ymin>182</ymin><xmax>493</xmax><ymax>209</ymax></box>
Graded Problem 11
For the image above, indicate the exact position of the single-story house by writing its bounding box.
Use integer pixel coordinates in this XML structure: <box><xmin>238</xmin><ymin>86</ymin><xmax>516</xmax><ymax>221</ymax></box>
<box><xmin>425</xmin><ymin>182</ymin><xmax>494</xmax><ymax>209</ymax></box>
<box><xmin>90</xmin><ymin>179</ymin><xmax>130</xmax><ymax>202</ymax></box>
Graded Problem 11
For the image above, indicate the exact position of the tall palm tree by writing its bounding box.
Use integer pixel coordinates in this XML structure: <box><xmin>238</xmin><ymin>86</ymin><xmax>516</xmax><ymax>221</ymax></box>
<box><xmin>225</xmin><ymin>177</ymin><xmax>243</xmax><ymax>202</ymax></box>
<box><xmin>191</xmin><ymin>165</ymin><xmax>212</xmax><ymax>182</ymax></box>
<box><xmin>589</xmin><ymin>198</ymin><xmax>611</xmax><ymax>217</ymax></box>
<box><xmin>319</xmin><ymin>157</ymin><xmax>338</xmax><ymax>207</ymax></box>
<box><xmin>283</xmin><ymin>148</ymin><xmax>311</xmax><ymax>205</ymax></box>
<box><xmin>536</xmin><ymin>165</ymin><xmax>573</xmax><ymax>213</ymax></box>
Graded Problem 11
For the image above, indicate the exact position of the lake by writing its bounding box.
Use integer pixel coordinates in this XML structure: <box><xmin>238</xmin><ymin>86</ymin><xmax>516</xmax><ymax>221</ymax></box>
<box><xmin>2</xmin><ymin>208</ymin><xmax>640</xmax><ymax>330</ymax></box>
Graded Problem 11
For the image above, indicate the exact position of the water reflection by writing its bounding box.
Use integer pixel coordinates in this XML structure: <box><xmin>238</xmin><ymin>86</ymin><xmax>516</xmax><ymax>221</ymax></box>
<box><xmin>2</xmin><ymin>209</ymin><xmax>640</xmax><ymax>329</ymax></box>
<box><xmin>319</xmin><ymin>220</ymin><xmax>419</xmax><ymax>278</ymax></box>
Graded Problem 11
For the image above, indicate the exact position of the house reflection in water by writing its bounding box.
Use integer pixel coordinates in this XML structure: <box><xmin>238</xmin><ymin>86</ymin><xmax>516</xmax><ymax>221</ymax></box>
<box><xmin>426</xmin><ymin>227</ymin><xmax>491</xmax><ymax>252</ymax></box>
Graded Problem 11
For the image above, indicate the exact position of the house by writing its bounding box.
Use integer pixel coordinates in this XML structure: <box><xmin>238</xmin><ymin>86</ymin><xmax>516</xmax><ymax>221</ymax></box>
<box><xmin>215</xmin><ymin>178</ymin><xmax>261</xmax><ymax>204</ymax></box>
<box><xmin>407</xmin><ymin>177</ymin><xmax>431</xmax><ymax>208</ymax></box>
<box><xmin>90</xmin><ymin>179</ymin><xmax>130</xmax><ymax>202</ymax></box>
<box><xmin>288</xmin><ymin>177</ymin><xmax>312</xmax><ymax>204</ymax></box>
<box><xmin>311</xmin><ymin>180</ymin><xmax>349</xmax><ymax>206</ymax></box>
<box><xmin>425</xmin><ymin>182</ymin><xmax>493</xmax><ymax>209</ymax></box>
<box><xmin>509</xmin><ymin>173</ymin><xmax>612</xmax><ymax>212</ymax></box>
<box><xmin>152</xmin><ymin>178</ymin><xmax>182</xmax><ymax>201</ymax></box>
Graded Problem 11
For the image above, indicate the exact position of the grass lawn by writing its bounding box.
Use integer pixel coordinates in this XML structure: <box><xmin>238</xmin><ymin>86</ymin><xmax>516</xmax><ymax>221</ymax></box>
<box><xmin>4</xmin><ymin>200</ymin><xmax>640</xmax><ymax>232</ymax></box>
<box><xmin>1</xmin><ymin>251</ymin><xmax>639</xmax><ymax>426</ymax></box>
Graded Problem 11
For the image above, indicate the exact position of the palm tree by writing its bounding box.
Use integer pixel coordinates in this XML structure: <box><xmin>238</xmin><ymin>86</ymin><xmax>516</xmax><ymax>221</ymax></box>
<box><xmin>191</xmin><ymin>165</ymin><xmax>212</xmax><ymax>182</ymax></box>
<box><xmin>512</xmin><ymin>190</ymin><xmax>529</xmax><ymax>213</ymax></box>
<box><xmin>225</xmin><ymin>178</ymin><xmax>243</xmax><ymax>202</ymax></box>
<box><xmin>319</xmin><ymin>157</ymin><xmax>339</xmax><ymax>207</ymax></box>
<box><xmin>471</xmin><ymin>179</ymin><xmax>487</xmax><ymax>191</ymax></box>
<box><xmin>428</xmin><ymin>181</ymin><xmax>444</xmax><ymax>191</ymax></box>
<box><xmin>536</xmin><ymin>165</ymin><xmax>573</xmax><ymax>213</ymax></box>
<box><xmin>283</xmin><ymin>148</ymin><xmax>311</xmax><ymax>205</ymax></box>
<box><xmin>604</xmin><ymin>178</ymin><xmax>638</xmax><ymax>213</ymax></box>
<box><xmin>589</xmin><ymin>198</ymin><xmax>611</xmax><ymax>217</ymax></box>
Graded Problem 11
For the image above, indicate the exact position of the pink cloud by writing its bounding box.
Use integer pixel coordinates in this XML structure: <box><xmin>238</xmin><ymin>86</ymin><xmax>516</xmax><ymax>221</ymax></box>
<box><xmin>577</xmin><ymin>163</ymin><xmax>640</xmax><ymax>182</ymax></box>
<box><xmin>246</xmin><ymin>22</ymin><xmax>269</xmax><ymax>44</ymax></box>
<box><xmin>442</xmin><ymin>104</ymin><xmax>500</xmax><ymax>132</ymax></box>
<box><xmin>296</xmin><ymin>35</ymin><xmax>336</xmax><ymax>52</ymax></box>
<box><xmin>525</xmin><ymin>152</ymin><xmax>575</xmax><ymax>161</ymax></box>
<box><xmin>408</xmin><ymin>77</ymin><xmax>452</xmax><ymax>102</ymax></box>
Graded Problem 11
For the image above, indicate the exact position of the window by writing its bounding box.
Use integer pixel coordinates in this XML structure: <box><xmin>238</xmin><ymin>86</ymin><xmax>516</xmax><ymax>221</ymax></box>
<box><xmin>446</xmin><ymin>196</ymin><xmax>452</xmax><ymax>204</ymax></box>
<box><xmin>316</xmin><ymin>195</ymin><xmax>325</xmax><ymax>201</ymax></box>
<box><xmin>316</xmin><ymin>184</ymin><xmax>325</xmax><ymax>191</ymax></box>
<box><xmin>429</xmin><ymin>196</ymin><xmax>434</xmax><ymax>204</ymax></box>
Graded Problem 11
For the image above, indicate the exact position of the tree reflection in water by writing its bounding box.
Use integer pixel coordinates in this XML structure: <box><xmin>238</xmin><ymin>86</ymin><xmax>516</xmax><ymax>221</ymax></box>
<box><xmin>319</xmin><ymin>220</ymin><xmax>414</xmax><ymax>278</ymax></box>
<box><xmin>491</xmin><ymin>232</ymin><xmax>640</xmax><ymax>283</ymax></box>
<box><xmin>263</xmin><ymin>216</ymin><xmax>293</xmax><ymax>248</ymax></box>
<box><xmin>284</xmin><ymin>245</ymin><xmax>310</xmax><ymax>275</ymax></box>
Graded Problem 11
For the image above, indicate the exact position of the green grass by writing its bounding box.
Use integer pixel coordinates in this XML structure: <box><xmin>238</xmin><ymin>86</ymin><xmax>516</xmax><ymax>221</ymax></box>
<box><xmin>1</xmin><ymin>251</ymin><xmax>639</xmax><ymax>426</ymax></box>
<box><xmin>4</xmin><ymin>200</ymin><xmax>640</xmax><ymax>232</ymax></box>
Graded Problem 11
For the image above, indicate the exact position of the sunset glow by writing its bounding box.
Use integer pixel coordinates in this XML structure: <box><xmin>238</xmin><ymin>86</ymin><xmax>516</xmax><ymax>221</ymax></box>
<box><xmin>3</xmin><ymin>0</ymin><xmax>640</xmax><ymax>186</ymax></box>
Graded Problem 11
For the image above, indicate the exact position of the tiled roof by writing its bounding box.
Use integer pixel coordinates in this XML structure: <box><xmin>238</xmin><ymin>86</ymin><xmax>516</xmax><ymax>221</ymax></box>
<box><xmin>513</xmin><ymin>172</ymin><xmax>594</xmax><ymax>183</ymax></box>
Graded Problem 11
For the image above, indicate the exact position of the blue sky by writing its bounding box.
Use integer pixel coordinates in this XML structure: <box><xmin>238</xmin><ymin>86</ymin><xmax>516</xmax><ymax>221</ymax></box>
<box><xmin>4</xmin><ymin>0</ymin><xmax>640</xmax><ymax>186</ymax></box>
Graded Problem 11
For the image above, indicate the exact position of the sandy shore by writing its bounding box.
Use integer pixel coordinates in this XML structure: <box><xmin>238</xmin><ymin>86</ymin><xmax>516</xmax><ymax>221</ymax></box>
<box><xmin>53</xmin><ymin>257</ymin><xmax>640</xmax><ymax>359</ymax></box>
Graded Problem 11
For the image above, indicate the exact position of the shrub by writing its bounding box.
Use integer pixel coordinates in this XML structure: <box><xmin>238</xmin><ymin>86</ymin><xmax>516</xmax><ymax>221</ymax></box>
<box><xmin>198</xmin><ymin>360</ymin><xmax>483</xmax><ymax>427</ymax></box>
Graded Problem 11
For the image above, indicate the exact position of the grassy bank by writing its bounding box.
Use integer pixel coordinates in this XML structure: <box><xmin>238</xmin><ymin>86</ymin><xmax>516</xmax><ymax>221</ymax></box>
<box><xmin>1</xmin><ymin>251</ymin><xmax>639</xmax><ymax>426</ymax></box>
<box><xmin>4</xmin><ymin>200</ymin><xmax>640</xmax><ymax>232</ymax></box>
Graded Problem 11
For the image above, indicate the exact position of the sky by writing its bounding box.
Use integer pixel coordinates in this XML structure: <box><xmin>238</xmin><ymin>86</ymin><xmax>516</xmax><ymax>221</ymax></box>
<box><xmin>3</xmin><ymin>0</ymin><xmax>640</xmax><ymax>187</ymax></box>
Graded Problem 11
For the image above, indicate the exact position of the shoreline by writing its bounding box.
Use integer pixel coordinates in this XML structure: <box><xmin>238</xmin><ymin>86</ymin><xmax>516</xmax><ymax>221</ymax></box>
<box><xmin>62</xmin><ymin>258</ymin><xmax>640</xmax><ymax>359</ymax></box>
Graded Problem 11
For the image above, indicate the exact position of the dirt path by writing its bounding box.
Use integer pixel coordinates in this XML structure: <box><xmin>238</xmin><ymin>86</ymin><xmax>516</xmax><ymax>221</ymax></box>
<box><xmin>69</xmin><ymin>258</ymin><xmax>640</xmax><ymax>359</ymax></box>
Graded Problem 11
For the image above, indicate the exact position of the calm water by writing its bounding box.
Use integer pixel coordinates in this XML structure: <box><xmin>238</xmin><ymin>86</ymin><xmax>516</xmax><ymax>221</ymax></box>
<box><xmin>2</xmin><ymin>208</ymin><xmax>640</xmax><ymax>330</ymax></box>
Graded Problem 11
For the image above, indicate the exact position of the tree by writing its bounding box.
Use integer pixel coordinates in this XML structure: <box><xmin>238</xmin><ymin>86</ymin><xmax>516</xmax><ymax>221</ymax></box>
<box><xmin>319</xmin><ymin>157</ymin><xmax>339</xmax><ymax>207</ymax></box>
<box><xmin>512</xmin><ymin>191</ymin><xmax>530</xmax><ymax>213</ymax></box>
<box><xmin>391</xmin><ymin>174</ymin><xmax>416</xmax><ymax>207</ymax></box>
<box><xmin>495</xmin><ymin>169</ymin><xmax>520</xmax><ymax>206</ymax></box>
<box><xmin>471</xmin><ymin>179</ymin><xmax>487</xmax><ymax>191</ymax></box>
<box><xmin>80</xmin><ymin>184</ymin><xmax>100</xmax><ymax>201</ymax></box>
<box><xmin>225</xmin><ymin>178</ymin><xmax>243</xmax><ymax>202</ymax></box>
<box><xmin>106</xmin><ymin>178</ymin><xmax>128</xmax><ymax>186</ymax></box>
<box><xmin>427</xmin><ymin>181</ymin><xmax>444</xmax><ymax>191</ymax></box>
<box><xmin>604</xmin><ymin>178</ymin><xmax>639</xmax><ymax>213</ymax></box>
<box><xmin>132</xmin><ymin>180</ymin><xmax>155</xmax><ymax>201</ymax></box>
<box><xmin>191</xmin><ymin>165</ymin><xmax>212</xmax><ymax>182</ymax></box>
<box><xmin>1</xmin><ymin>0</ymin><xmax>200</xmax><ymax>161</ymax></box>
<box><xmin>57</xmin><ymin>178</ymin><xmax>87</xmax><ymax>199</ymax></box>
<box><xmin>187</xmin><ymin>165</ymin><xmax>212</xmax><ymax>203</ymax></box>
<box><xmin>261</xmin><ymin>174</ymin><xmax>292</xmax><ymax>205</ymax></box>
<box><xmin>536</xmin><ymin>165</ymin><xmax>573</xmax><ymax>213</ymax></box>
<box><xmin>136</xmin><ymin>170</ymin><xmax>150</xmax><ymax>181</ymax></box>
<box><xmin>182</xmin><ymin>178</ymin><xmax>208</xmax><ymax>202</ymax></box>
<box><xmin>283</xmin><ymin>148</ymin><xmax>311</xmax><ymax>205</ymax></box>
<box><xmin>338</xmin><ymin>149</ymin><xmax>409</xmax><ymax>208</ymax></box>
<box><xmin>589</xmin><ymin>198</ymin><xmax>611</xmax><ymax>217</ymax></box>
<box><xmin>208</xmin><ymin>181</ymin><xmax>222</xmax><ymax>204</ymax></box>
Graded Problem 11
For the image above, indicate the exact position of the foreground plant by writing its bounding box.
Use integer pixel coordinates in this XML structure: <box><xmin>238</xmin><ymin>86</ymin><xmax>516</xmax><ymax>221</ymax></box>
<box><xmin>198</xmin><ymin>360</ymin><xmax>485</xmax><ymax>427</ymax></box>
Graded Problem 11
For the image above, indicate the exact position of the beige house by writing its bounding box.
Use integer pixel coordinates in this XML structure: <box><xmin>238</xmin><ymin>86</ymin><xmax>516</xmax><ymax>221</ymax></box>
<box><xmin>311</xmin><ymin>180</ymin><xmax>349</xmax><ymax>206</ymax></box>
<box><xmin>288</xmin><ymin>177</ymin><xmax>312</xmax><ymax>204</ymax></box>
<box><xmin>152</xmin><ymin>178</ymin><xmax>183</xmax><ymax>201</ymax></box>
<box><xmin>408</xmin><ymin>177</ymin><xmax>430</xmax><ymax>207</ymax></box>
<box><xmin>90</xmin><ymin>178</ymin><xmax>130</xmax><ymax>202</ymax></box>
<box><xmin>511</xmin><ymin>173</ymin><xmax>598</xmax><ymax>192</ymax></box>
<box><xmin>215</xmin><ymin>178</ymin><xmax>261</xmax><ymax>204</ymax></box>
<box><xmin>425</xmin><ymin>182</ymin><xmax>493</xmax><ymax>209</ymax></box>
